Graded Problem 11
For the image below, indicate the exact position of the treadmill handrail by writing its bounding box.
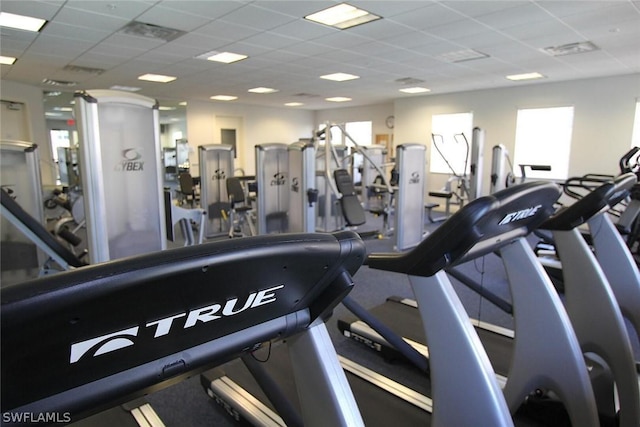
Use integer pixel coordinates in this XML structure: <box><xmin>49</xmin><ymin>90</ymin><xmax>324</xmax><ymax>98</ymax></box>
<box><xmin>1</xmin><ymin>231</ymin><xmax>365</xmax><ymax>421</ymax></box>
<box><xmin>367</xmin><ymin>181</ymin><xmax>561</xmax><ymax>276</ymax></box>
<box><xmin>541</xmin><ymin>172</ymin><xmax>637</xmax><ymax>231</ymax></box>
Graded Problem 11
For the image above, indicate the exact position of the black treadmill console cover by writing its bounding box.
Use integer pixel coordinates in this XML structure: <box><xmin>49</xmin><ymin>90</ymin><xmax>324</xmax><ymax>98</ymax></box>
<box><xmin>367</xmin><ymin>182</ymin><xmax>561</xmax><ymax>277</ymax></box>
<box><xmin>608</xmin><ymin>172</ymin><xmax>637</xmax><ymax>208</ymax></box>
<box><xmin>541</xmin><ymin>173</ymin><xmax>636</xmax><ymax>231</ymax></box>
<box><xmin>1</xmin><ymin>231</ymin><xmax>365</xmax><ymax>419</ymax></box>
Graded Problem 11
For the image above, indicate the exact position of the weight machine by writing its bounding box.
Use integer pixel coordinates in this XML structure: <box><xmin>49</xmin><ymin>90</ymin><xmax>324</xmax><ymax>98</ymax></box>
<box><xmin>428</xmin><ymin>127</ymin><xmax>484</xmax><ymax>219</ymax></box>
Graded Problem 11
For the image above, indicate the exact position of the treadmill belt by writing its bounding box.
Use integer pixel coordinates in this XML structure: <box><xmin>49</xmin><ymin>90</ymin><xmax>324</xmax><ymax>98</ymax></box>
<box><xmin>202</xmin><ymin>342</ymin><xmax>431</xmax><ymax>427</ymax></box>
<box><xmin>340</xmin><ymin>297</ymin><xmax>515</xmax><ymax>376</ymax></box>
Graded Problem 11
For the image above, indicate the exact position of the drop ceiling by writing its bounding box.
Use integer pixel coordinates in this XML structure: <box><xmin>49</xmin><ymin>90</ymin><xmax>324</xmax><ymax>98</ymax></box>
<box><xmin>1</xmin><ymin>0</ymin><xmax>639</xmax><ymax>117</ymax></box>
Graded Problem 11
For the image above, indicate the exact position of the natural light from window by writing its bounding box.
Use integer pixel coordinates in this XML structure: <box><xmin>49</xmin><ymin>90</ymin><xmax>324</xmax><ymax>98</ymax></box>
<box><xmin>430</xmin><ymin>112</ymin><xmax>474</xmax><ymax>175</ymax></box>
<box><xmin>631</xmin><ymin>100</ymin><xmax>640</xmax><ymax>148</ymax></box>
<box><xmin>513</xmin><ymin>106</ymin><xmax>574</xmax><ymax>180</ymax></box>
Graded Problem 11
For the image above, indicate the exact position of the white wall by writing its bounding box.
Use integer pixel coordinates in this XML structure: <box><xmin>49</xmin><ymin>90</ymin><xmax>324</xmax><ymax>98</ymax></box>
<box><xmin>393</xmin><ymin>73</ymin><xmax>640</xmax><ymax>197</ymax></box>
<box><xmin>186</xmin><ymin>101</ymin><xmax>315</xmax><ymax>176</ymax></box>
<box><xmin>1</xmin><ymin>80</ymin><xmax>55</xmax><ymax>185</ymax></box>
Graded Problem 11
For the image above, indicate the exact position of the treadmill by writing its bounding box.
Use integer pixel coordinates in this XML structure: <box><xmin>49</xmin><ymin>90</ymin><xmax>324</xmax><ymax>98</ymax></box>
<box><xmin>339</xmin><ymin>174</ymin><xmax>640</xmax><ymax>427</ymax></box>
<box><xmin>202</xmin><ymin>181</ymin><xmax>569</xmax><ymax>427</ymax></box>
<box><xmin>1</xmin><ymin>231</ymin><xmax>367</xmax><ymax>427</ymax></box>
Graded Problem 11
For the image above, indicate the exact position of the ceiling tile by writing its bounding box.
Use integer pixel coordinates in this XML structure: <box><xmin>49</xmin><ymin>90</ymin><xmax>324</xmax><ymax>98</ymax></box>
<box><xmin>218</xmin><ymin>3</ymin><xmax>298</xmax><ymax>31</ymax></box>
<box><xmin>135</xmin><ymin>5</ymin><xmax>212</xmax><ymax>31</ymax></box>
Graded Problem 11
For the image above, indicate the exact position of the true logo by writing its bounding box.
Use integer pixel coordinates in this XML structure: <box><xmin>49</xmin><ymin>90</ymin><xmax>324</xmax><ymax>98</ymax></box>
<box><xmin>70</xmin><ymin>284</ymin><xmax>284</xmax><ymax>364</ymax></box>
<box><xmin>498</xmin><ymin>204</ymin><xmax>542</xmax><ymax>225</ymax></box>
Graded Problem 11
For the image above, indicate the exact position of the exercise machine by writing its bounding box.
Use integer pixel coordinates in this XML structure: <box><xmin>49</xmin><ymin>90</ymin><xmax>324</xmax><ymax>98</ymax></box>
<box><xmin>428</xmin><ymin>128</ymin><xmax>484</xmax><ymax>219</ymax></box>
<box><xmin>198</xmin><ymin>144</ymin><xmax>235</xmax><ymax>238</ymax></box>
<box><xmin>537</xmin><ymin>172</ymin><xmax>640</xmax><ymax>426</ymax></box>
<box><xmin>1</xmin><ymin>231</ymin><xmax>367</xmax><ymax>426</ymax></box>
<box><xmin>1</xmin><ymin>140</ymin><xmax>48</xmax><ymax>284</ymax></box>
<box><xmin>393</xmin><ymin>143</ymin><xmax>426</xmax><ymax>251</ymax></box>
<box><xmin>163</xmin><ymin>189</ymin><xmax>206</xmax><ymax>246</ymax></box>
<box><xmin>1</xmin><ymin>188</ymin><xmax>87</xmax><ymax>274</ymax></box>
<box><xmin>255</xmin><ymin>143</ymin><xmax>289</xmax><ymax>234</ymax></box>
<box><xmin>201</xmin><ymin>182</ymin><xmax>579</xmax><ymax>427</ymax></box>
<box><xmin>342</xmin><ymin>176</ymin><xmax>640</xmax><ymax>425</ymax></box>
<box><xmin>339</xmin><ymin>179</ymin><xmax>628</xmax><ymax>426</ymax></box>
<box><xmin>74</xmin><ymin>90</ymin><xmax>166</xmax><ymax>263</ymax></box>
<box><xmin>287</xmin><ymin>140</ymin><xmax>317</xmax><ymax>233</ymax></box>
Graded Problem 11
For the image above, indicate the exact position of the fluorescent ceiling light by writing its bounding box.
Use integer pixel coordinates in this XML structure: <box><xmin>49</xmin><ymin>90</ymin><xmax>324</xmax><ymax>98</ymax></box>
<box><xmin>320</xmin><ymin>72</ymin><xmax>359</xmax><ymax>82</ymax></box>
<box><xmin>158</xmin><ymin>106</ymin><xmax>176</xmax><ymax>111</ymax></box>
<box><xmin>110</xmin><ymin>85</ymin><xmax>141</xmax><ymax>92</ymax></box>
<box><xmin>285</xmin><ymin>102</ymin><xmax>304</xmax><ymax>107</ymax></box>
<box><xmin>45</xmin><ymin>112</ymin><xmax>63</xmax><ymax>117</ymax></box>
<box><xmin>178</xmin><ymin>101</ymin><xmax>187</xmax><ymax>106</ymax></box>
<box><xmin>53</xmin><ymin>107</ymin><xmax>74</xmax><ymax>112</ymax></box>
<box><xmin>248</xmin><ymin>87</ymin><xmax>279</xmax><ymax>94</ymax></box>
<box><xmin>0</xmin><ymin>55</ymin><xmax>16</xmax><ymax>65</ymax></box>
<box><xmin>326</xmin><ymin>97</ymin><xmax>352</xmax><ymax>102</ymax></box>
<box><xmin>305</xmin><ymin>3</ymin><xmax>381</xmax><ymax>30</ymax></box>
<box><xmin>0</xmin><ymin>12</ymin><xmax>47</xmax><ymax>32</ymax></box>
<box><xmin>138</xmin><ymin>73</ymin><xmax>176</xmax><ymax>83</ymax></box>
<box><xmin>198</xmin><ymin>51</ymin><xmax>248</xmax><ymax>63</ymax></box>
<box><xmin>42</xmin><ymin>78</ymin><xmax>77</xmax><ymax>87</ymax></box>
<box><xmin>399</xmin><ymin>87</ymin><xmax>431</xmax><ymax>94</ymax></box>
<box><xmin>506</xmin><ymin>72</ymin><xmax>545</xmax><ymax>81</ymax></box>
<box><xmin>210</xmin><ymin>95</ymin><xmax>237</xmax><ymax>101</ymax></box>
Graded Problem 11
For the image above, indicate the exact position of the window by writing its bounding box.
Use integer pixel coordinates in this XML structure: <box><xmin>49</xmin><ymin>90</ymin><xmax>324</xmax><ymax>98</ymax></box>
<box><xmin>318</xmin><ymin>121</ymin><xmax>372</xmax><ymax>183</ymax></box>
<box><xmin>632</xmin><ymin>100</ymin><xmax>640</xmax><ymax>148</ymax></box>
<box><xmin>430</xmin><ymin>112</ymin><xmax>473</xmax><ymax>174</ymax></box>
<box><xmin>513</xmin><ymin>106</ymin><xmax>574</xmax><ymax>180</ymax></box>
<box><xmin>318</xmin><ymin>121</ymin><xmax>372</xmax><ymax>147</ymax></box>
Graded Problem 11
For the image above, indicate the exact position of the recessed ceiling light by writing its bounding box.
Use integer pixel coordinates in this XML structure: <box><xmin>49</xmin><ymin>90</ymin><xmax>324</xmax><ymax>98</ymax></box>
<box><xmin>248</xmin><ymin>87</ymin><xmax>279</xmax><ymax>94</ymax></box>
<box><xmin>320</xmin><ymin>72</ymin><xmax>359</xmax><ymax>82</ymax></box>
<box><xmin>45</xmin><ymin>112</ymin><xmax>64</xmax><ymax>117</ymax></box>
<box><xmin>197</xmin><ymin>51</ymin><xmax>248</xmax><ymax>64</ymax></box>
<box><xmin>53</xmin><ymin>107</ymin><xmax>74</xmax><ymax>112</ymax></box>
<box><xmin>506</xmin><ymin>72</ymin><xmax>545</xmax><ymax>81</ymax></box>
<box><xmin>326</xmin><ymin>97</ymin><xmax>352</xmax><ymax>102</ymax></box>
<box><xmin>0</xmin><ymin>55</ymin><xmax>17</xmax><ymax>65</ymax></box>
<box><xmin>399</xmin><ymin>87</ymin><xmax>431</xmax><ymax>94</ymax></box>
<box><xmin>437</xmin><ymin>49</ymin><xmax>489</xmax><ymax>63</ymax></box>
<box><xmin>110</xmin><ymin>85</ymin><xmax>141</xmax><ymax>92</ymax></box>
<box><xmin>138</xmin><ymin>73</ymin><xmax>176</xmax><ymax>83</ymax></box>
<box><xmin>178</xmin><ymin>101</ymin><xmax>187</xmax><ymax>106</ymax></box>
<box><xmin>158</xmin><ymin>106</ymin><xmax>176</xmax><ymax>111</ymax></box>
<box><xmin>285</xmin><ymin>102</ymin><xmax>304</xmax><ymax>107</ymax></box>
<box><xmin>210</xmin><ymin>95</ymin><xmax>238</xmax><ymax>101</ymax></box>
<box><xmin>0</xmin><ymin>12</ymin><xmax>47</xmax><ymax>32</ymax></box>
<box><xmin>305</xmin><ymin>3</ymin><xmax>381</xmax><ymax>30</ymax></box>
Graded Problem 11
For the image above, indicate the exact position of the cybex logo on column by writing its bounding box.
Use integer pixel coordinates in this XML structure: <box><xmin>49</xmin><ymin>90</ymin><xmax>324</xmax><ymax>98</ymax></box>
<box><xmin>115</xmin><ymin>148</ymin><xmax>144</xmax><ymax>171</ymax></box>
<box><xmin>409</xmin><ymin>172</ymin><xmax>420</xmax><ymax>184</ymax></box>
<box><xmin>69</xmin><ymin>284</ymin><xmax>285</xmax><ymax>364</ymax></box>
<box><xmin>271</xmin><ymin>173</ymin><xmax>286</xmax><ymax>186</ymax></box>
<box><xmin>212</xmin><ymin>169</ymin><xmax>226</xmax><ymax>180</ymax></box>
